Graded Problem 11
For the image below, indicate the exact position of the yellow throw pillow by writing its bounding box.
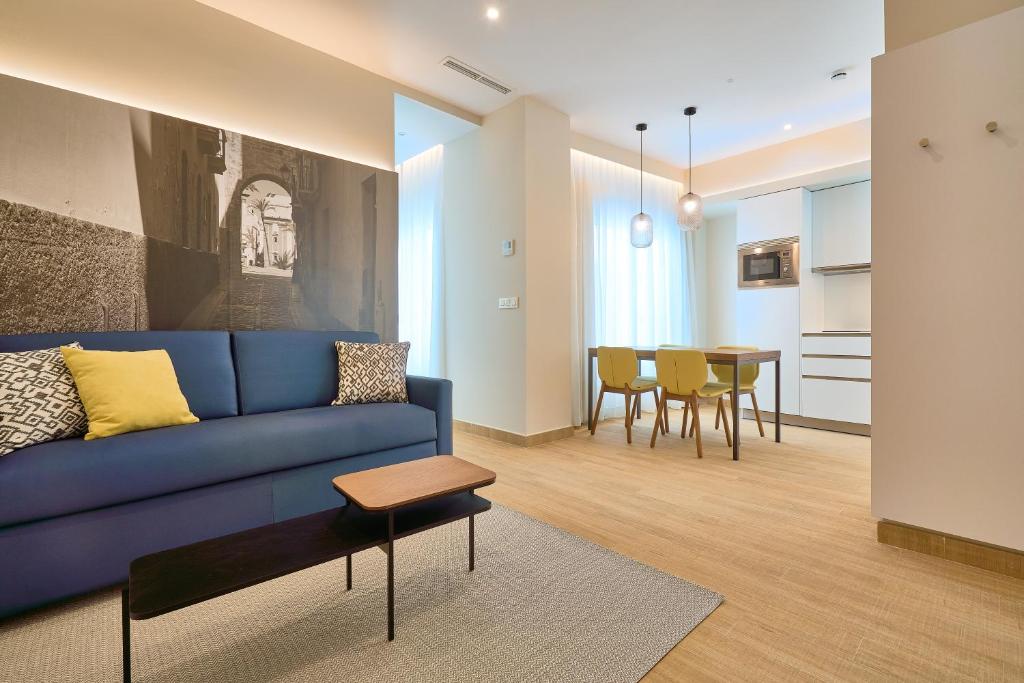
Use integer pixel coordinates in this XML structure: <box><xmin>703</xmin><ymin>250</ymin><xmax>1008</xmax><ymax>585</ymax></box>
<box><xmin>60</xmin><ymin>347</ymin><xmax>199</xmax><ymax>440</ymax></box>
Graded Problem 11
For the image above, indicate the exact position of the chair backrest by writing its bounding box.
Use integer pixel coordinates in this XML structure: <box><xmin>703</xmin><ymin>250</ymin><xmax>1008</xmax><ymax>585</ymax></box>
<box><xmin>710</xmin><ymin>345</ymin><xmax>759</xmax><ymax>386</ymax></box>
<box><xmin>596</xmin><ymin>346</ymin><xmax>639</xmax><ymax>389</ymax></box>
<box><xmin>655</xmin><ymin>348</ymin><xmax>708</xmax><ymax>397</ymax></box>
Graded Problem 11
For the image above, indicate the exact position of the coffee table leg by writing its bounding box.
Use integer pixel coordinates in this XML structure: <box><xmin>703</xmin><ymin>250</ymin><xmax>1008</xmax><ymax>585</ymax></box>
<box><xmin>387</xmin><ymin>511</ymin><xmax>395</xmax><ymax>641</ymax></box>
<box><xmin>121</xmin><ymin>586</ymin><xmax>131</xmax><ymax>683</ymax></box>
<box><xmin>469</xmin><ymin>514</ymin><xmax>475</xmax><ymax>571</ymax></box>
<box><xmin>346</xmin><ymin>554</ymin><xmax>352</xmax><ymax>591</ymax></box>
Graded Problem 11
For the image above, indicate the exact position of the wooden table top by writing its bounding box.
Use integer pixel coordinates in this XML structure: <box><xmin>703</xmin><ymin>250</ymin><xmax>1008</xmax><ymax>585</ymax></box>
<box><xmin>587</xmin><ymin>346</ymin><xmax>781</xmax><ymax>364</ymax></box>
<box><xmin>332</xmin><ymin>455</ymin><xmax>497</xmax><ymax>512</ymax></box>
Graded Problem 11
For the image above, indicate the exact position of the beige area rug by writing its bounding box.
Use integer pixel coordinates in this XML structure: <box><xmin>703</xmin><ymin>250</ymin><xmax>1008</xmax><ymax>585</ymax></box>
<box><xmin>0</xmin><ymin>505</ymin><xmax>722</xmax><ymax>682</ymax></box>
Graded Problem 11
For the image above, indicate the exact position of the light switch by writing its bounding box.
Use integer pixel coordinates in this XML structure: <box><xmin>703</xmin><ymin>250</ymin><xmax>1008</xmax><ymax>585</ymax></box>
<box><xmin>501</xmin><ymin>239</ymin><xmax>515</xmax><ymax>256</ymax></box>
<box><xmin>498</xmin><ymin>297</ymin><xmax>519</xmax><ymax>309</ymax></box>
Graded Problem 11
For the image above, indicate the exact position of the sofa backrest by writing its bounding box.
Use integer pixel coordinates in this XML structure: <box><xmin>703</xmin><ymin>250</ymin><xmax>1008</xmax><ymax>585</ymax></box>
<box><xmin>231</xmin><ymin>330</ymin><xmax>379</xmax><ymax>415</ymax></box>
<box><xmin>0</xmin><ymin>331</ymin><xmax>238</xmax><ymax>419</ymax></box>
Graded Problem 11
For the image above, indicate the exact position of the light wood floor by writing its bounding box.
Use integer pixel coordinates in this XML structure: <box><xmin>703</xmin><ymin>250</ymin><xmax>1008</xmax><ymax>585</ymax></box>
<box><xmin>455</xmin><ymin>407</ymin><xmax>1024</xmax><ymax>682</ymax></box>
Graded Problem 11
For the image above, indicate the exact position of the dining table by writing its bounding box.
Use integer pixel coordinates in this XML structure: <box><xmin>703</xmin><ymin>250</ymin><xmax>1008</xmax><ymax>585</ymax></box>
<box><xmin>586</xmin><ymin>346</ymin><xmax>782</xmax><ymax>461</ymax></box>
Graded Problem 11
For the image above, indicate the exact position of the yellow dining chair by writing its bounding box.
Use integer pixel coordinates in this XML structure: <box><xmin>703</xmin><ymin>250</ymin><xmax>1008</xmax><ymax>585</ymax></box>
<box><xmin>705</xmin><ymin>345</ymin><xmax>766</xmax><ymax>438</ymax></box>
<box><xmin>591</xmin><ymin>346</ymin><xmax>664</xmax><ymax>444</ymax></box>
<box><xmin>650</xmin><ymin>348</ymin><xmax>733</xmax><ymax>457</ymax></box>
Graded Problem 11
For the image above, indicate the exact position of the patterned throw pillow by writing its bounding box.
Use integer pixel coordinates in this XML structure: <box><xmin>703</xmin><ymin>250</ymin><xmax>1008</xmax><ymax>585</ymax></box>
<box><xmin>331</xmin><ymin>341</ymin><xmax>411</xmax><ymax>406</ymax></box>
<box><xmin>0</xmin><ymin>343</ymin><xmax>88</xmax><ymax>456</ymax></box>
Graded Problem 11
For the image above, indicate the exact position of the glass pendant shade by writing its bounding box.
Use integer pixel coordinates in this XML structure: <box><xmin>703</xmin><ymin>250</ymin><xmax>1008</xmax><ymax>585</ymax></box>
<box><xmin>630</xmin><ymin>212</ymin><xmax>654</xmax><ymax>248</ymax></box>
<box><xmin>677</xmin><ymin>106</ymin><xmax>703</xmax><ymax>232</ymax></box>
<box><xmin>677</xmin><ymin>192</ymin><xmax>703</xmax><ymax>231</ymax></box>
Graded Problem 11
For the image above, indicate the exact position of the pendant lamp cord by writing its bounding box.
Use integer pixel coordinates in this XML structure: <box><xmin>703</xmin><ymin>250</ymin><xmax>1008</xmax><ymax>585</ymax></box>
<box><xmin>687</xmin><ymin>115</ymin><xmax>693</xmax><ymax>193</ymax></box>
<box><xmin>639</xmin><ymin>128</ymin><xmax>644</xmax><ymax>212</ymax></box>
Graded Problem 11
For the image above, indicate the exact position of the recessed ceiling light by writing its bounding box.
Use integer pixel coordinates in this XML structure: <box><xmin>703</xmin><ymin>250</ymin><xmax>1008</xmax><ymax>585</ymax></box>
<box><xmin>485</xmin><ymin>7</ymin><xmax>500</xmax><ymax>21</ymax></box>
<box><xmin>783</xmin><ymin>123</ymin><xmax>793</xmax><ymax>131</ymax></box>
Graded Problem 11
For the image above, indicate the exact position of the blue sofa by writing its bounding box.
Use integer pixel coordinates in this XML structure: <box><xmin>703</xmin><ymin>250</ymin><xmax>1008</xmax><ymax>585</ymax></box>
<box><xmin>0</xmin><ymin>330</ymin><xmax>452</xmax><ymax>618</ymax></box>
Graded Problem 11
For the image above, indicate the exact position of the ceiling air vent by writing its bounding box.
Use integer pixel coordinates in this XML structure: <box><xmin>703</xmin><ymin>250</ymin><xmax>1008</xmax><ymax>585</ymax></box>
<box><xmin>441</xmin><ymin>57</ymin><xmax>512</xmax><ymax>95</ymax></box>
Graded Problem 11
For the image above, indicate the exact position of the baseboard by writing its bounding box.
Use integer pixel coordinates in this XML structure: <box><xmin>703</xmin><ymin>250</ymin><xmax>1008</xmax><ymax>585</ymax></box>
<box><xmin>741</xmin><ymin>408</ymin><xmax>871</xmax><ymax>436</ymax></box>
<box><xmin>453</xmin><ymin>420</ymin><xmax>577</xmax><ymax>447</ymax></box>
<box><xmin>877</xmin><ymin>520</ymin><xmax>1024</xmax><ymax>579</ymax></box>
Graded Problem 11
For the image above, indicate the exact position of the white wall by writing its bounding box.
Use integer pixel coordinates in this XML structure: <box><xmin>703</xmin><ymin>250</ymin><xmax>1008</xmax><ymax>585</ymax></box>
<box><xmin>872</xmin><ymin>7</ymin><xmax>1024</xmax><ymax>550</ymax></box>
<box><xmin>444</xmin><ymin>102</ymin><xmax>528</xmax><ymax>434</ymax></box>
<box><xmin>703</xmin><ymin>213</ymin><xmax>738</xmax><ymax>347</ymax></box>
<box><xmin>523</xmin><ymin>100</ymin><xmax>574</xmax><ymax>435</ymax></box>
<box><xmin>444</xmin><ymin>97</ymin><xmax>574</xmax><ymax>437</ymax></box>
<box><xmin>0</xmin><ymin>0</ymin><xmax>478</xmax><ymax>172</ymax></box>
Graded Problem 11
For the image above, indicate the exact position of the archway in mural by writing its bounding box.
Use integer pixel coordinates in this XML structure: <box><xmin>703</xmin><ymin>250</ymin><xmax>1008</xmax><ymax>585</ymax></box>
<box><xmin>240</xmin><ymin>179</ymin><xmax>295</xmax><ymax>278</ymax></box>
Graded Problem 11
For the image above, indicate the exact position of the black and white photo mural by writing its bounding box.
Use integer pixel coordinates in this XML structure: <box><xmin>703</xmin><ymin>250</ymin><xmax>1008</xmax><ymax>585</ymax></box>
<box><xmin>0</xmin><ymin>74</ymin><xmax>398</xmax><ymax>339</ymax></box>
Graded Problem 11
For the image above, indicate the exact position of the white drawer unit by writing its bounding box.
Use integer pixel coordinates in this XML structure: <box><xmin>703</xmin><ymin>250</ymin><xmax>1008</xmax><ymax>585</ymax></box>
<box><xmin>801</xmin><ymin>356</ymin><xmax>871</xmax><ymax>380</ymax></box>
<box><xmin>801</xmin><ymin>377</ymin><xmax>871</xmax><ymax>425</ymax></box>
<box><xmin>800</xmin><ymin>332</ymin><xmax>871</xmax><ymax>425</ymax></box>
<box><xmin>801</xmin><ymin>334</ymin><xmax>871</xmax><ymax>357</ymax></box>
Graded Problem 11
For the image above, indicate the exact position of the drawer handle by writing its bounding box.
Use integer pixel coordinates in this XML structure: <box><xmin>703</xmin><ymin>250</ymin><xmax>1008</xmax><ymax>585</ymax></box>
<box><xmin>802</xmin><ymin>375</ymin><xmax>871</xmax><ymax>383</ymax></box>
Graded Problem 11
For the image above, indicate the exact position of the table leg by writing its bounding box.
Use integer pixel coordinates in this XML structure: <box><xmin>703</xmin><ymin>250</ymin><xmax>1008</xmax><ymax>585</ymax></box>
<box><xmin>346</xmin><ymin>554</ymin><xmax>352</xmax><ymax>591</ymax></box>
<box><xmin>469</xmin><ymin>514</ymin><xmax>475</xmax><ymax>571</ymax></box>
<box><xmin>387</xmin><ymin>511</ymin><xmax>394</xmax><ymax>641</ymax></box>
<box><xmin>121</xmin><ymin>586</ymin><xmax>131</xmax><ymax>683</ymax></box>
<box><xmin>732</xmin><ymin>364</ymin><xmax>740</xmax><ymax>461</ymax></box>
<box><xmin>775</xmin><ymin>359</ymin><xmax>781</xmax><ymax>443</ymax></box>
<box><xmin>587</xmin><ymin>353</ymin><xmax>594</xmax><ymax>431</ymax></box>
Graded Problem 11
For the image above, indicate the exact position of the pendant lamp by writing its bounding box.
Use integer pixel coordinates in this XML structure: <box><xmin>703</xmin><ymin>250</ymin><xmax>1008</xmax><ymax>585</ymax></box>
<box><xmin>677</xmin><ymin>106</ymin><xmax>703</xmax><ymax>231</ymax></box>
<box><xmin>629</xmin><ymin>123</ymin><xmax>654</xmax><ymax>248</ymax></box>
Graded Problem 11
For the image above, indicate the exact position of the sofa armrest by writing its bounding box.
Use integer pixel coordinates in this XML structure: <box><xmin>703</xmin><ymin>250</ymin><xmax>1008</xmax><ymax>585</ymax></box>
<box><xmin>406</xmin><ymin>376</ymin><xmax>453</xmax><ymax>455</ymax></box>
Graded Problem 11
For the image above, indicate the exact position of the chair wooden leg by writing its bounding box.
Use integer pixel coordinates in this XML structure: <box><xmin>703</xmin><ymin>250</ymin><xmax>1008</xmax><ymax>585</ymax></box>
<box><xmin>715</xmin><ymin>398</ymin><xmax>722</xmax><ymax>430</ymax></box>
<box><xmin>650</xmin><ymin>393</ymin><xmax>665</xmax><ymax>448</ymax></box>
<box><xmin>590</xmin><ymin>386</ymin><xmax>606</xmax><ymax>435</ymax></box>
<box><xmin>721</xmin><ymin>395</ymin><xmax>733</xmax><ymax>447</ymax></box>
<box><xmin>662</xmin><ymin>394</ymin><xmax>670</xmax><ymax>435</ymax></box>
<box><xmin>689</xmin><ymin>412</ymin><xmax>696</xmax><ymax>437</ymax></box>
<box><xmin>750</xmin><ymin>392</ymin><xmax>766</xmax><ymax>437</ymax></box>
<box><xmin>691</xmin><ymin>393</ymin><xmax>703</xmax><ymax>458</ymax></box>
<box><xmin>681</xmin><ymin>401</ymin><xmax>689</xmax><ymax>439</ymax></box>
<box><xmin>624</xmin><ymin>389</ymin><xmax>633</xmax><ymax>444</ymax></box>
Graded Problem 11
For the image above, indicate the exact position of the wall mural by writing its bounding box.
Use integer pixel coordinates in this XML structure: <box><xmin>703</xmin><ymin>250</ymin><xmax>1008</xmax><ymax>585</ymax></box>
<box><xmin>0</xmin><ymin>74</ymin><xmax>398</xmax><ymax>339</ymax></box>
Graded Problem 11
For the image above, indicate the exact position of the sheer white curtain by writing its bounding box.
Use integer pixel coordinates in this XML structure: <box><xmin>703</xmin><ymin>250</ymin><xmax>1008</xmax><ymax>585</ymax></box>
<box><xmin>397</xmin><ymin>145</ymin><xmax>445</xmax><ymax>377</ymax></box>
<box><xmin>570</xmin><ymin>149</ymin><xmax>698</xmax><ymax>421</ymax></box>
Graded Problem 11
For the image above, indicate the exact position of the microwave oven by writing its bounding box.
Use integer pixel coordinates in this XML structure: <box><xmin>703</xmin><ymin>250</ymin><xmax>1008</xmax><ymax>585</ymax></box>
<box><xmin>737</xmin><ymin>237</ymin><xmax>799</xmax><ymax>288</ymax></box>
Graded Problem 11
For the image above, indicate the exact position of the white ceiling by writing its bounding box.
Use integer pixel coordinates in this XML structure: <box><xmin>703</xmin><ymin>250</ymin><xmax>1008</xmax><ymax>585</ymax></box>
<box><xmin>198</xmin><ymin>0</ymin><xmax>883</xmax><ymax>167</ymax></box>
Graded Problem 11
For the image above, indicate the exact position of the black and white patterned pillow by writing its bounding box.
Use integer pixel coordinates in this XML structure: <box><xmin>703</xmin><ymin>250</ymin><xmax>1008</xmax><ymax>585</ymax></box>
<box><xmin>331</xmin><ymin>341</ymin><xmax>411</xmax><ymax>406</ymax></box>
<box><xmin>0</xmin><ymin>343</ymin><xmax>88</xmax><ymax>456</ymax></box>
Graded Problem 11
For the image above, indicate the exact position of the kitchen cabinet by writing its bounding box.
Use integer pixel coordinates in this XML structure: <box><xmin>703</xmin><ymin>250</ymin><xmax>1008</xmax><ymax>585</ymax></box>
<box><xmin>737</xmin><ymin>286</ymin><xmax>801</xmax><ymax>415</ymax></box>
<box><xmin>801</xmin><ymin>377</ymin><xmax>871</xmax><ymax>425</ymax></box>
<box><xmin>800</xmin><ymin>333</ymin><xmax>871</xmax><ymax>425</ymax></box>
<box><xmin>737</xmin><ymin>187</ymin><xmax>810</xmax><ymax>245</ymax></box>
<box><xmin>812</xmin><ymin>181</ymin><xmax>871</xmax><ymax>268</ymax></box>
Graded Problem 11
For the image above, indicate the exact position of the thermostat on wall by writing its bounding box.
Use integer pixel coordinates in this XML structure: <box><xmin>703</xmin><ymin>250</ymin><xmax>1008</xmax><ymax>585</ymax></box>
<box><xmin>501</xmin><ymin>239</ymin><xmax>515</xmax><ymax>256</ymax></box>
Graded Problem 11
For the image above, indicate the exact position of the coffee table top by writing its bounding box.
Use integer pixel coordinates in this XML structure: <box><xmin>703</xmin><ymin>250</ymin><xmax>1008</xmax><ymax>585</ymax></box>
<box><xmin>332</xmin><ymin>455</ymin><xmax>496</xmax><ymax>511</ymax></box>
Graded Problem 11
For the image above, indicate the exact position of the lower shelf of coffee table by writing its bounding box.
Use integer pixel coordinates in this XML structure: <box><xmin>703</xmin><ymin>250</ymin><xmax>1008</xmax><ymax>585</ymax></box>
<box><xmin>129</xmin><ymin>491</ymin><xmax>491</xmax><ymax>620</ymax></box>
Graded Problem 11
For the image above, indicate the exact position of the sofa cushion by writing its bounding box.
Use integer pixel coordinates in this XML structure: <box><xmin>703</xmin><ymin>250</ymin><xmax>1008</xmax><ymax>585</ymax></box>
<box><xmin>0</xmin><ymin>343</ymin><xmax>87</xmax><ymax>456</ymax></box>
<box><xmin>0</xmin><ymin>402</ymin><xmax>437</xmax><ymax>527</ymax></box>
<box><xmin>232</xmin><ymin>330</ymin><xmax>379</xmax><ymax>415</ymax></box>
<box><xmin>0</xmin><ymin>332</ymin><xmax>237</xmax><ymax>420</ymax></box>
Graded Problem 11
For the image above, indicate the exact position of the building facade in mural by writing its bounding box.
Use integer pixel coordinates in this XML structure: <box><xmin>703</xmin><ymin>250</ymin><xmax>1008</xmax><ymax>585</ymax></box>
<box><xmin>0</xmin><ymin>74</ymin><xmax>398</xmax><ymax>339</ymax></box>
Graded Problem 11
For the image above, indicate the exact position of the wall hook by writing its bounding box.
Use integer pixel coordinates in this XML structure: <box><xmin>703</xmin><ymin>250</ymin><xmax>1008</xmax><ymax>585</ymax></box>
<box><xmin>986</xmin><ymin>121</ymin><xmax>998</xmax><ymax>133</ymax></box>
<box><xmin>918</xmin><ymin>137</ymin><xmax>930</xmax><ymax>148</ymax></box>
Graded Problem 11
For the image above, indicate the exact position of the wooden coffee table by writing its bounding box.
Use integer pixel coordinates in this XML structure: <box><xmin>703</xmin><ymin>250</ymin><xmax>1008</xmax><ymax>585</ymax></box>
<box><xmin>122</xmin><ymin>456</ymin><xmax>495</xmax><ymax>682</ymax></box>
<box><xmin>331</xmin><ymin>455</ymin><xmax>496</xmax><ymax>641</ymax></box>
